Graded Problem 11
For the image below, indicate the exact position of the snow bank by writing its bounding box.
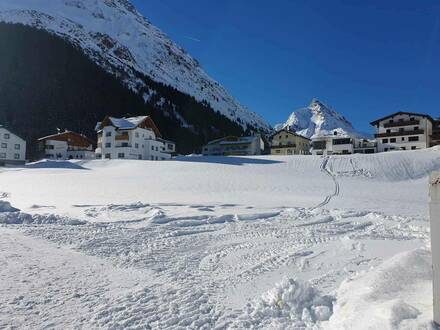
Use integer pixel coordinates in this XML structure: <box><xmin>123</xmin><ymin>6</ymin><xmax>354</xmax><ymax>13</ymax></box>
<box><xmin>228</xmin><ymin>278</ymin><xmax>334</xmax><ymax>329</ymax></box>
<box><xmin>0</xmin><ymin>200</ymin><xmax>19</xmax><ymax>213</ymax></box>
<box><xmin>324</xmin><ymin>248</ymin><xmax>434</xmax><ymax>330</ymax></box>
<box><xmin>25</xmin><ymin>159</ymin><xmax>87</xmax><ymax>170</ymax></box>
<box><xmin>0</xmin><ymin>201</ymin><xmax>85</xmax><ymax>225</ymax></box>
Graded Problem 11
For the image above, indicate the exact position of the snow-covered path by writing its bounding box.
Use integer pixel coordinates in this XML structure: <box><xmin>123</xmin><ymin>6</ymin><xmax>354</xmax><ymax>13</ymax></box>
<box><xmin>1</xmin><ymin>150</ymin><xmax>440</xmax><ymax>328</ymax></box>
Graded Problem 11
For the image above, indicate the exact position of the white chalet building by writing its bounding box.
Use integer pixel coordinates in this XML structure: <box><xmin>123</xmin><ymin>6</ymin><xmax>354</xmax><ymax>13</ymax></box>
<box><xmin>203</xmin><ymin>135</ymin><xmax>264</xmax><ymax>156</ymax></box>
<box><xmin>0</xmin><ymin>125</ymin><xmax>26</xmax><ymax>165</ymax></box>
<box><xmin>38</xmin><ymin>131</ymin><xmax>95</xmax><ymax>160</ymax></box>
<box><xmin>311</xmin><ymin>134</ymin><xmax>354</xmax><ymax>155</ymax></box>
<box><xmin>95</xmin><ymin>116</ymin><xmax>173</xmax><ymax>161</ymax></box>
<box><xmin>370</xmin><ymin>112</ymin><xmax>434</xmax><ymax>152</ymax></box>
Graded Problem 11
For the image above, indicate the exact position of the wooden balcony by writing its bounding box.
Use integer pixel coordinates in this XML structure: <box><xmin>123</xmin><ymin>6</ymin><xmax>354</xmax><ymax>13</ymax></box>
<box><xmin>115</xmin><ymin>134</ymin><xmax>129</xmax><ymax>141</ymax></box>
<box><xmin>375</xmin><ymin>129</ymin><xmax>424</xmax><ymax>138</ymax></box>
<box><xmin>384</xmin><ymin>120</ymin><xmax>420</xmax><ymax>128</ymax></box>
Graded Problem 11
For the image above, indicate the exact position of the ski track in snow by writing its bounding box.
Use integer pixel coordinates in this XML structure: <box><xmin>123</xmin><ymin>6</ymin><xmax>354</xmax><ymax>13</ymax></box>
<box><xmin>311</xmin><ymin>157</ymin><xmax>340</xmax><ymax>210</ymax></box>
<box><xmin>0</xmin><ymin>151</ymin><xmax>438</xmax><ymax>328</ymax></box>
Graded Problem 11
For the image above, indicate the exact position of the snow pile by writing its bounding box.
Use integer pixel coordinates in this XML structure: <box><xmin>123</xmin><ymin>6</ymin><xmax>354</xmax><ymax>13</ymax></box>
<box><xmin>325</xmin><ymin>248</ymin><xmax>434</xmax><ymax>330</ymax></box>
<box><xmin>0</xmin><ymin>201</ymin><xmax>20</xmax><ymax>213</ymax></box>
<box><xmin>26</xmin><ymin>159</ymin><xmax>87</xmax><ymax>170</ymax></box>
<box><xmin>229</xmin><ymin>278</ymin><xmax>334</xmax><ymax>329</ymax></box>
<box><xmin>0</xmin><ymin>0</ymin><xmax>270</xmax><ymax>131</ymax></box>
<box><xmin>0</xmin><ymin>201</ymin><xmax>85</xmax><ymax>225</ymax></box>
<box><xmin>276</xmin><ymin>98</ymin><xmax>366</xmax><ymax>138</ymax></box>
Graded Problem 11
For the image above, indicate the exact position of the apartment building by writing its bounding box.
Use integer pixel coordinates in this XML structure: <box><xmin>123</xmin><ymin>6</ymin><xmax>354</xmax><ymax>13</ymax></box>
<box><xmin>38</xmin><ymin>130</ymin><xmax>95</xmax><ymax>160</ymax></box>
<box><xmin>0</xmin><ymin>125</ymin><xmax>26</xmax><ymax>165</ymax></box>
<box><xmin>95</xmin><ymin>115</ymin><xmax>173</xmax><ymax>161</ymax></box>
<box><xmin>370</xmin><ymin>112</ymin><xmax>434</xmax><ymax>152</ymax></box>
<box><xmin>270</xmin><ymin>128</ymin><xmax>310</xmax><ymax>155</ymax></box>
<box><xmin>203</xmin><ymin>135</ymin><xmax>264</xmax><ymax>156</ymax></box>
<box><xmin>311</xmin><ymin>134</ymin><xmax>355</xmax><ymax>155</ymax></box>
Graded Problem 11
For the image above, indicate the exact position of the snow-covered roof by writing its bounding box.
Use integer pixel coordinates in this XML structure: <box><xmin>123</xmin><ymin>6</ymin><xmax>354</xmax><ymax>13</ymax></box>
<box><xmin>108</xmin><ymin>116</ymin><xmax>149</xmax><ymax>130</ymax></box>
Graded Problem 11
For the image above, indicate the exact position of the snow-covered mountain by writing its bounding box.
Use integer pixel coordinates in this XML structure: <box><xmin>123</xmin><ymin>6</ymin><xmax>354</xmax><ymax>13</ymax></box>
<box><xmin>276</xmin><ymin>98</ymin><xmax>366</xmax><ymax>138</ymax></box>
<box><xmin>0</xmin><ymin>0</ymin><xmax>270</xmax><ymax>131</ymax></box>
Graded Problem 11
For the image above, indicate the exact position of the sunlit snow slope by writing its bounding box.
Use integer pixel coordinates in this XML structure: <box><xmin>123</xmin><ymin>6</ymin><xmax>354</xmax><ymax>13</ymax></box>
<box><xmin>0</xmin><ymin>0</ymin><xmax>270</xmax><ymax>131</ymax></box>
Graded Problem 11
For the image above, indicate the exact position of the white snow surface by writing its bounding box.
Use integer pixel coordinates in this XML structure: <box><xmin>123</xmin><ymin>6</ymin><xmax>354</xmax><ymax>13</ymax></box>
<box><xmin>277</xmin><ymin>98</ymin><xmax>367</xmax><ymax>138</ymax></box>
<box><xmin>0</xmin><ymin>0</ymin><xmax>270</xmax><ymax>131</ymax></box>
<box><xmin>1</xmin><ymin>148</ymin><xmax>440</xmax><ymax>328</ymax></box>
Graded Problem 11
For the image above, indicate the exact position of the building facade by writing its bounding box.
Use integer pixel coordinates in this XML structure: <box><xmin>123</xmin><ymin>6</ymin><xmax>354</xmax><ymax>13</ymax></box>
<box><xmin>203</xmin><ymin>135</ymin><xmax>264</xmax><ymax>156</ymax></box>
<box><xmin>38</xmin><ymin>131</ymin><xmax>95</xmax><ymax>160</ymax></box>
<box><xmin>370</xmin><ymin>112</ymin><xmax>434</xmax><ymax>152</ymax></box>
<box><xmin>270</xmin><ymin>129</ymin><xmax>310</xmax><ymax>155</ymax></box>
<box><xmin>95</xmin><ymin>116</ymin><xmax>173</xmax><ymax>161</ymax></box>
<box><xmin>311</xmin><ymin>135</ymin><xmax>355</xmax><ymax>155</ymax></box>
<box><xmin>0</xmin><ymin>125</ymin><xmax>26</xmax><ymax>165</ymax></box>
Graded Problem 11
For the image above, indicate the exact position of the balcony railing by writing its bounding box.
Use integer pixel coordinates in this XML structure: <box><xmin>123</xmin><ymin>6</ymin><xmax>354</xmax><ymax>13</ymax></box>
<box><xmin>115</xmin><ymin>135</ymin><xmax>129</xmax><ymax>141</ymax></box>
<box><xmin>383</xmin><ymin>120</ymin><xmax>420</xmax><ymax>128</ymax></box>
<box><xmin>375</xmin><ymin>129</ymin><xmax>424</xmax><ymax>138</ymax></box>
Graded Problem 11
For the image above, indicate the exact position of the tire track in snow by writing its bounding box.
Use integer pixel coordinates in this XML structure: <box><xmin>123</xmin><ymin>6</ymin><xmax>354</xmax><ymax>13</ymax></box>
<box><xmin>311</xmin><ymin>156</ymin><xmax>340</xmax><ymax>210</ymax></box>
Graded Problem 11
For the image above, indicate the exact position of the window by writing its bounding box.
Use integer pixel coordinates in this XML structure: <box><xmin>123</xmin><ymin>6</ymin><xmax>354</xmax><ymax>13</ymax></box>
<box><xmin>401</xmin><ymin>137</ymin><xmax>405</xmax><ymax>141</ymax></box>
<box><xmin>4</xmin><ymin>133</ymin><xmax>10</xmax><ymax>139</ymax></box>
<box><xmin>105</xmin><ymin>143</ymin><xmax>111</xmax><ymax>148</ymax></box>
<box><xmin>399</xmin><ymin>128</ymin><xmax>404</xmax><ymax>132</ymax></box>
<box><xmin>105</xmin><ymin>131</ymin><xmax>112</xmax><ymax>137</ymax></box>
<box><xmin>121</xmin><ymin>142</ymin><xmax>128</xmax><ymax>147</ymax></box>
<box><xmin>14</xmin><ymin>144</ymin><xmax>20</xmax><ymax>150</ymax></box>
<box><xmin>138</xmin><ymin>155</ymin><xmax>142</xmax><ymax>160</ymax></box>
<box><xmin>390</xmin><ymin>138</ymin><xmax>396</xmax><ymax>143</ymax></box>
<box><xmin>389</xmin><ymin>119</ymin><xmax>394</xmax><ymax>123</ymax></box>
<box><xmin>411</xmin><ymin>146</ymin><xmax>417</xmax><ymax>150</ymax></box>
<box><xmin>155</xmin><ymin>147</ymin><xmax>158</xmax><ymax>151</ymax></box>
<box><xmin>151</xmin><ymin>156</ymin><xmax>154</xmax><ymax>160</ymax></box>
<box><xmin>118</xmin><ymin>153</ymin><xmax>125</xmax><ymax>159</ymax></box>
<box><xmin>1</xmin><ymin>143</ymin><xmax>7</xmax><ymax>148</ymax></box>
<box><xmin>135</xmin><ymin>132</ymin><xmax>139</xmax><ymax>138</ymax></box>
<box><xmin>414</xmin><ymin>126</ymin><xmax>419</xmax><ymax>131</ymax></box>
<box><xmin>384</xmin><ymin>148</ymin><xmax>388</xmax><ymax>152</ymax></box>
<box><xmin>382</xmin><ymin>139</ymin><xmax>388</xmax><ymax>143</ymax></box>
<box><xmin>333</xmin><ymin>138</ymin><xmax>351</xmax><ymax>145</ymax></box>
<box><xmin>0</xmin><ymin>153</ymin><xmax>5</xmax><ymax>158</ymax></box>
<box><xmin>105</xmin><ymin>154</ymin><xmax>111</xmax><ymax>159</ymax></box>
<box><xmin>312</xmin><ymin>141</ymin><xmax>326</xmax><ymax>149</ymax></box>
<box><xmin>151</xmin><ymin>146</ymin><xmax>154</xmax><ymax>151</ymax></box>
<box><xmin>156</xmin><ymin>156</ymin><xmax>158</xmax><ymax>160</ymax></box>
<box><xmin>408</xmin><ymin>136</ymin><xmax>419</xmax><ymax>142</ymax></box>
<box><xmin>276</xmin><ymin>150</ymin><xmax>281</xmax><ymax>154</ymax></box>
<box><xmin>410</xmin><ymin>117</ymin><xmax>415</xmax><ymax>121</ymax></box>
<box><xmin>167</xmin><ymin>144</ymin><xmax>173</xmax><ymax>150</ymax></box>
<box><xmin>399</xmin><ymin>118</ymin><xmax>404</xmax><ymax>122</ymax></box>
<box><xmin>14</xmin><ymin>153</ymin><xmax>20</xmax><ymax>159</ymax></box>
<box><xmin>400</xmin><ymin>147</ymin><xmax>406</xmax><ymax>150</ymax></box>
<box><xmin>386</xmin><ymin>129</ymin><xmax>391</xmax><ymax>133</ymax></box>
<box><xmin>135</xmin><ymin>143</ymin><xmax>139</xmax><ymax>149</ymax></box>
<box><xmin>46</xmin><ymin>145</ymin><xmax>54</xmax><ymax>150</ymax></box>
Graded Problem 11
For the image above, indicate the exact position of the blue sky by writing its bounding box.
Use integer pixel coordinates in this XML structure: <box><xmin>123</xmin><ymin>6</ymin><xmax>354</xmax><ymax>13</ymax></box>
<box><xmin>132</xmin><ymin>0</ymin><xmax>440</xmax><ymax>133</ymax></box>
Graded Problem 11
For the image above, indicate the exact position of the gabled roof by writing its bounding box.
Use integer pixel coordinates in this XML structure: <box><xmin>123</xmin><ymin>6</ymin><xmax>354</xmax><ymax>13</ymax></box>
<box><xmin>38</xmin><ymin>131</ymin><xmax>95</xmax><ymax>148</ymax></box>
<box><xmin>97</xmin><ymin>115</ymin><xmax>162</xmax><ymax>138</ymax></box>
<box><xmin>270</xmin><ymin>128</ymin><xmax>311</xmax><ymax>141</ymax></box>
<box><xmin>370</xmin><ymin>112</ymin><xmax>434</xmax><ymax>126</ymax></box>
<box><xmin>0</xmin><ymin>124</ymin><xmax>26</xmax><ymax>142</ymax></box>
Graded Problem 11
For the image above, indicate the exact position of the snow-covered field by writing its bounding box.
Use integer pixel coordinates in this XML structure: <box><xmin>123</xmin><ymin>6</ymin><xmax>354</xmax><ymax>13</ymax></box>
<box><xmin>1</xmin><ymin>149</ymin><xmax>440</xmax><ymax>329</ymax></box>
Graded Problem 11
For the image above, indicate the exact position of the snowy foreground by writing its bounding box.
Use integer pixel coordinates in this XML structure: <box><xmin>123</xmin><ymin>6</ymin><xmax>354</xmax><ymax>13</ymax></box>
<box><xmin>1</xmin><ymin>150</ymin><xmax>440</xmax><ymax>329</ymax></box>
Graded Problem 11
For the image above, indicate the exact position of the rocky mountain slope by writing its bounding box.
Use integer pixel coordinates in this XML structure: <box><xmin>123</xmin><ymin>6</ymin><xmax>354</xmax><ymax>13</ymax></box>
<box><xmin>276</xmin><ymin>98</ymin><xmax>366</xmax><ymax>138</ymax></box>
<box><xmin>0</xmin><ymin>0</ymin><xmax>270</xmax><ymax>131</ymax></box>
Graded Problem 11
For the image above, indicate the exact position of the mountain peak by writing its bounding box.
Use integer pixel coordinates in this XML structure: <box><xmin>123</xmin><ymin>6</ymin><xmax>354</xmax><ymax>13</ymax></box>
<box><xmin>276</xmin><ymin>99</ymin><xmax>365</xmax><ymax>139</ymax></box>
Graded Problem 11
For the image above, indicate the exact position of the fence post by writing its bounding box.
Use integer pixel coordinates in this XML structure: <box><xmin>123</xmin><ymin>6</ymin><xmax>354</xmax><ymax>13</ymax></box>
<box><xmin>430</xmin><ymin>172</ymin><xmax>440</xmax><ymax>325</ymax></box>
